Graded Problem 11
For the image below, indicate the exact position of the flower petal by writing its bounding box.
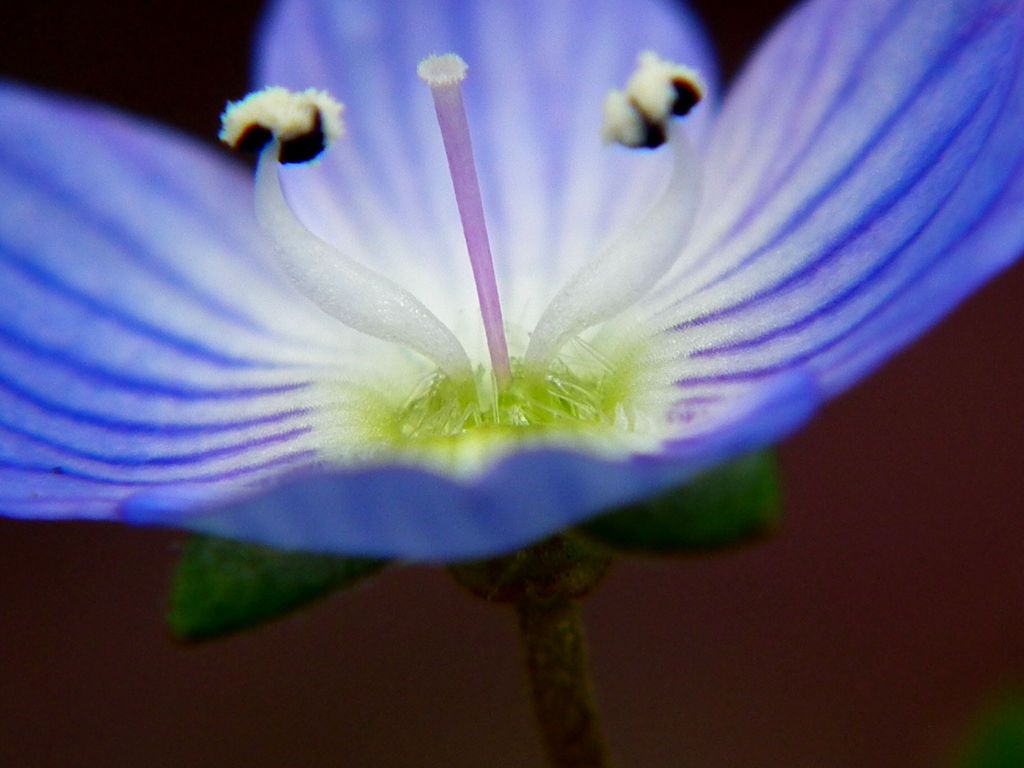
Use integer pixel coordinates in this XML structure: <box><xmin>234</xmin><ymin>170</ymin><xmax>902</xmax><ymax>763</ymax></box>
<box><xmin>256</xmin><ymin>0</ymin><xmax>718</xmax><ymax>353</ymax></box>
<box><xmin>646</xmin><ymin>0</ymin><xmax>1024</xmax><ymax>399</ymax></box>
<box><xmin>121</xmin><ymin>366</ymin><xmax>818</xmax><ymax>561</ymax></box>
<box><xmin>0</xmin><ymin>84</ymin><xmax>383</xmax><ymax>517</ymax></box>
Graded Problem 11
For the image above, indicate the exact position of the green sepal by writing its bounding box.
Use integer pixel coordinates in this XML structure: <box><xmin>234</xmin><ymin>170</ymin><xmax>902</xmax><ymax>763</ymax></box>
<box><xmin>959</xmin><ymin>695</ymin><xmax>1024</xmax><ymax>768</ymax></box>
<box><xmin>579</xmin><ymin>451</ymin><xmax>782</xmax><ymax>554</ymax></box>
<box><xmin>168</xmin><ymin>534</ymin><xmax>387</xmax><ymax>641</ymax></box>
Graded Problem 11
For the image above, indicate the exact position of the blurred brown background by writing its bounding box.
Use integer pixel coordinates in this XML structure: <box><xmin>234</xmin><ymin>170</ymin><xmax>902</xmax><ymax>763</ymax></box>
<box><xmin>1</xmin><ymin>1</ymin><xmax>1022</xmax><ymax>766</ymax></box>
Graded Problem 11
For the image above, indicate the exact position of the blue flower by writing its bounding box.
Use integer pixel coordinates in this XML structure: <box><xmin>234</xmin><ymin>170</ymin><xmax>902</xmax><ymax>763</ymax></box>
<box><xmin>1</xmin><ymin>0</ymin><xmax>1022</xmax><ymax>561</ymax></box>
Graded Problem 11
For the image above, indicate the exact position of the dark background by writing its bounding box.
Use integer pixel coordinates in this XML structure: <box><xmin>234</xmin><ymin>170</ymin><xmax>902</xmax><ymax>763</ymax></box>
<box><xmin>1</xmin><ymin>2</ymin><xmax>1022</xmax><ymax>766</ymax></box>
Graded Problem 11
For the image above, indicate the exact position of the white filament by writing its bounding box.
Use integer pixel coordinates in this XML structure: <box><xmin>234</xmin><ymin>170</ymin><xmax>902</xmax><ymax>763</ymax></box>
<box><xmin>255</xmin><ymin>143</ymin><xmax>473</xmax><ymax>380</ymax></box>
<box><xmin>525</xmin><ymin>123</ymin><xmax>702</xmax><ymax>366</ymax></box>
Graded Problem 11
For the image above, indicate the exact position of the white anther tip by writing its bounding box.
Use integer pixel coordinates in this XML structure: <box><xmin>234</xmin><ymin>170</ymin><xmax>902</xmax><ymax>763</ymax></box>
<box><xmin>417</xmin><ymin>53</ymin><xmax>469</xmax><ymax>87</ymax></box>
<box><xmin>627</xmin><ymin>51</ymin><xmax>705</xmax><ymax>124</ymax></box>
<box><xmin>600</xmin><ymin>51</ymin><xmax>705</xmax><ymax>149</ymax></box>
<box><xmin>601</xmin><ymin>90</ymin><xmax>647</xmax><ymax>148</ymax></box>
<box><xmin>219</xmin><ymin>86</ymin><xmax>345</xmax><ymax>163</ymax></box>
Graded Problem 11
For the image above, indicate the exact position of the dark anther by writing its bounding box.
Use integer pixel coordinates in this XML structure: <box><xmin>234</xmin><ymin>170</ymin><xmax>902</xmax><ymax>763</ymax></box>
<box><xmin>278</xmin><ymin>111</ymin><xmax>327</xmax><ymax>164</ymax></box>
<box><xmin>638</xmin><ymin>120</ymin><xmax>667</xmax><ymax>149</ymax></box>
<box><xmin>671</xmin><ymin>78</ymin><xmax>702</xmax><ymax>117</ymax></box>
<box><xmin>235</xmin><ymin>124</ymin><xmax>274</xmax><ymax>154</ymax></box>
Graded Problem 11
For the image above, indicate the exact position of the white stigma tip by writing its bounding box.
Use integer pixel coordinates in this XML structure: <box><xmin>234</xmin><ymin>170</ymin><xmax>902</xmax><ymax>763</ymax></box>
<box><xmin>417</xmin><ymin>53</ymin><xmax>469</xmax><ymax>87</ymax></box>
<box><xmin>219</xmin><ymin>87</ymin><xmax>345</xmax><ymax>163</ymax></box>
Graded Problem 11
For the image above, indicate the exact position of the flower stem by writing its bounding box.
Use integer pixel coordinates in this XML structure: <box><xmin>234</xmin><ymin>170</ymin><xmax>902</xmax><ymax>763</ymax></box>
<box><xmin>516</xmin><ymin>596</ymin><xmax>613</xmax><ymax>768</ymax></box>
<box><xmin>448</xmin><ymin>535</ymin><xmax>613</xmax><ymax>766</ymax></box>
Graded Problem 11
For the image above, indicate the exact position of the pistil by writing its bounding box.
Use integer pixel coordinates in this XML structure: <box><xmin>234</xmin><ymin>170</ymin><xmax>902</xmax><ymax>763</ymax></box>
<box><xmin>418</xmin><ymin>54</ymin><xmax>512</xmax><ymax>388</ymax></box>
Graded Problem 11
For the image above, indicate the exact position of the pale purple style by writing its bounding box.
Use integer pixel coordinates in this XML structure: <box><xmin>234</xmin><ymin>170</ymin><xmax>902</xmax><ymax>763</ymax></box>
<box><xmin>419</xmin><ymin>56</ymin><xmax>511</xmax><ymax>384</ymax></box>
<box><xmin>1</xmin><ymin>0</ymin><xmax>1023</xmax><ymax>560</ymax></box>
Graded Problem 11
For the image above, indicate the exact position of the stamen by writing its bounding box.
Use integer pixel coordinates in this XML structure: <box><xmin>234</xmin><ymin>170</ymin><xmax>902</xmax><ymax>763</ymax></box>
<box><xmin>602</xmin><ymin>90</ymin><xmax>660</xmax><ymax>150</ymax></box>
<box><xmin>601</xmin><ymin>52</ymin><xmax>705</xmax><ymax>150</ymax></box>
<box><xmin>221</xmin><ymin>88</ymin><xmax>473</xmax><ymax>381</ymax></box>
<box><xmin>220</xmin><ymin>87</ymin><xmax>345</xmax><ymax>163</ymax></box>
<box><xmin>418</xmin><ymin>54</ymin><xmax>512</xmax><ymax>388</ymax></box>
<box><xmin>627</xmin><ymin>52</ymin><xmax>705</xmax><ymax>124</ymax></box>
<box><xmin>525</xmin><ymin>54</ymin><xmax>705</xmax><ymax>367</ymax></box>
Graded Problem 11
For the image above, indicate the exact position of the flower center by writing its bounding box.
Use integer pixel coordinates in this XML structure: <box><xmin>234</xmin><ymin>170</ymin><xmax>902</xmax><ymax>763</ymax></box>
<box><xmin>219</xmin><ymin>52</ymin><xmax>705</xmax><ymax>467</ymax></box>
<box><xmin>379</xmin><ymin>343</ymin><xmax>647</xmax><ymax>444</ymax></box>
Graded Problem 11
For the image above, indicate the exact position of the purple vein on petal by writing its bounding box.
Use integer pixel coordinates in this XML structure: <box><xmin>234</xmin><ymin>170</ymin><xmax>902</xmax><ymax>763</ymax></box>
<box><xmin>0</xmin><ymin>323</ymin><xmax>311</xmax><ymax>399</ymax></box>
<box><xmin>686</xmin><ymin>43</ymin><xmax>1016</xmax><ymax>355</ymax></box>
<box><xmin>818</xmin><ymin>158</ymin><xmax>1024</xmax><ymax>385</ymax></box>
<box><xmin>0</xmin><ymin>449</ymin><xmax>319</xmax><ymax>488</ymax></box>
<box><xmin>670</xmin><ymin>8</ymin><xmax>1024</xmax><ymax>377</ymax></box>
<box><xmin>666</xmin><ymin>3</ymin><xmax>1004</xmax><ymax>329</ymax></box>
<box><xmin>700</xmin><ymin>0</ymin><xmax>916</xmax><ymax>261</ymax></box>
<box><xmin>296</xmin><ymin>0</ymin><xmax>433</xmax><ymax>273</ymax></box>
<box><xmin>355</xmin><ymin>0</ymin><xmax>448</xmax><ymax>253</ymax></box>
<box><xmin>0</xmin><ymin>420</ymin><xmax>313</xmax><ymax>469</ymax></box>
<box><xmin>670</xmin><ymin>116</ymin><xmax>1024</xmax><ymax>388</ymax></box>
<box><xmin>94</xmin><ymin>122</ymin><xmax>371</xmax><ymax>359</ymax></box>
<box><xmin>817</xmin><ymin>113</ymin><xmax>1024</xmax><ymax>377</ymax></box>
<box><xmin>673</xmin><ymin>0</ymin><xmax>917</xmax><ymax>292</ymax></box>
<box><xmin>1</xmin><ymin>244</ymin><xmax>280</xmax><ymax>368</ymax></box>
<box><xmin>703</xmin><ymin>0</ymin><xmax>850</xmax><ymax>224</ymax></box>
<box><xmin>0</xmin><ymin>151</ymin><xmax>279</xmax><ymax>338</ymax></box>
<box><xmin>90</xmin><ymin>118</ymin><xmax>277</xmax><ymax>277</ymax></box>
<box><xmin>0</xmin><ymin>372</ymin><xmax>315</xmax><ymax>434</ymax></box>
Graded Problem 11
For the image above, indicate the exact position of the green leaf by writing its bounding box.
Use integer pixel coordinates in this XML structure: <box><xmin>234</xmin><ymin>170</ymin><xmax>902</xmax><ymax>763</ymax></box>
<box><xmin>168</xmin><ymin>535</ymin><xmax>387</xmax><ymax>641</ymax></box>
<box><xmin>959</xmin><ymin>696</ymin><xmax>1024</xmax><ymax>768</ymax></box>
<box><xmin>580</xmin><ymin>451</ymin><xmax>782</xmax><ymax>554</ymax></box>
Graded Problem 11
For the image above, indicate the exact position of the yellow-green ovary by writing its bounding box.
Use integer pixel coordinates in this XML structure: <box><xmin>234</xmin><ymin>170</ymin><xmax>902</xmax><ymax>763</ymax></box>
<box><xmin>351</xmin><ymin>345</ymin><xmax>658</xmax><ymax>468</ymax></box>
